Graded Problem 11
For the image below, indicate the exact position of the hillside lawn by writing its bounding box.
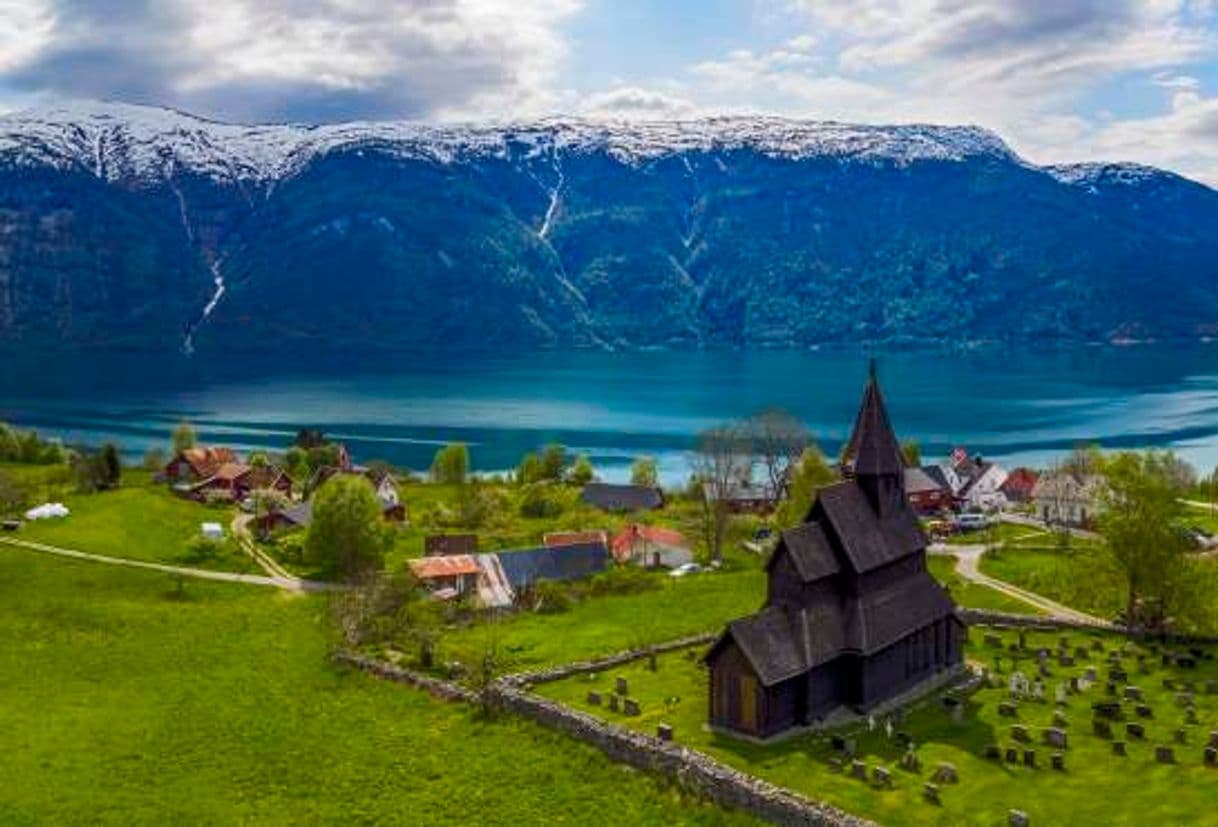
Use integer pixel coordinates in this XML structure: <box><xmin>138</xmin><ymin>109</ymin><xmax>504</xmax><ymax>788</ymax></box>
<box><xmin>14</xmin><ymin>470</ymin><xmax>254</xmax><ymax>574</ymax></box>
<box><xmin>537</xmin><ymin>626</ymin><xmax>1218</xmax><ymax>827</ymax></box>
<box><xmin>0</xmin><ymin>547</ymin><xmax>755</xmax><ymax>826</ymax></box>
<box><xmin>925</xmin><ymin>555</ymin><xmax>1043</xmax><ymax>617</ymax></box>
<box><xmin>978</xmin><ymin>546</ymin><xmax>1125</xmax><ymax>623</ymax></box>
<box><xmin>941</xmin><ymin>522</ymin><xmax>1043</xmax><ymax>547</ymax></box>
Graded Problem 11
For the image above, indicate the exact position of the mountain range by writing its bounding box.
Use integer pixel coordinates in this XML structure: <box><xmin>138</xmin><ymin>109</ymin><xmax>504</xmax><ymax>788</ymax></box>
<box><xmin>1</xmin><ymin>100</ymin><xmax>1216</xmax><ymax>354</ymax></box>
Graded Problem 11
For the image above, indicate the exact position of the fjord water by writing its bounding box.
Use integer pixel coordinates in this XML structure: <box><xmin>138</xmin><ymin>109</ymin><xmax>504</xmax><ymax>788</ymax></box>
<box><xmin>4</xmin><ymin>344</ymin><xmax>1218</xmax><ymax>481</ymax></box>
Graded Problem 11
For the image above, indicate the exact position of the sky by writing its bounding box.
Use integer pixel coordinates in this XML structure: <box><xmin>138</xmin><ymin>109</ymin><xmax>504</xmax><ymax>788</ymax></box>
<box><xmin>2</xmin><ymin>1</ymin><xmax>1218</xmax><ymax>183</ymax></box>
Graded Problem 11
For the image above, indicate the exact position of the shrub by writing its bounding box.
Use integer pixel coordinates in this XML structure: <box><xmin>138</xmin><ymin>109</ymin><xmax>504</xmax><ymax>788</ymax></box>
<box><xmin>532</xmin><ymin>580</ymin><xmax>572</xmax><ymax>614</ymax></box>
<box><xmin>518</xmin><ymin>484</ymin><xmax>565</xmax><ymax>519</ymax></box>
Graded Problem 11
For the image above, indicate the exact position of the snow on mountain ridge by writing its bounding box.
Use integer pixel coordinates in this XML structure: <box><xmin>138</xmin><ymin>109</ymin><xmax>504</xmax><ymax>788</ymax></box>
<box><xmin>0</xmin><ymin>100</ymin><xmax>1025</xmax><ymax>187</ymax></box>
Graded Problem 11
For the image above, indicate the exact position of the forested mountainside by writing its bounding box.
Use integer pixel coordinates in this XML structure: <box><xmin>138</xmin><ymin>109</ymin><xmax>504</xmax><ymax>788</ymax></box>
<box><xmin>1</xmin><ymin>101</ymin><xmax>1216</xmax><ymax>353</ymax></box>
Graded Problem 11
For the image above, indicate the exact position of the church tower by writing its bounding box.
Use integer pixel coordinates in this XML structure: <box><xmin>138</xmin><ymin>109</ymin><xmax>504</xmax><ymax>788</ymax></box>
<box><xmin>842</xmin><ymin>360</ymin><xmax>907</xmax><ymax>519</ymax></box>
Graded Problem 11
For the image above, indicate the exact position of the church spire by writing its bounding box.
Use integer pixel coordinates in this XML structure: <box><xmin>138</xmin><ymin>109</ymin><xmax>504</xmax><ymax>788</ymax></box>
<box><xmin>844</xmin><ymin>361</ymin><xmax>906</xmax><ymax>515</ymax></box>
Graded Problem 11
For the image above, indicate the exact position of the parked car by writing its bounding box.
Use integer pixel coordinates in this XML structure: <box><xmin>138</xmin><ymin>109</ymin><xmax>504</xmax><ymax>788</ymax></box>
<box><xmin>669</xmin><ymin>563</ymin><xmax>703</xmax><ymax>578</ymax></box>
<box><xmin>953</xmin><ymin>512</ymin><xmax>992</xmax><ymax>532</ymax></box>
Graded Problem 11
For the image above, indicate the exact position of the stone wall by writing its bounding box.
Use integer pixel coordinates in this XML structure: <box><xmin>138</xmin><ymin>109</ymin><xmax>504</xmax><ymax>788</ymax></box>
<box><xmin>502</xmin><ymin>632</ymin><xmax>716</xmax><ymax>687</ymax></box>
<box><xmin>960</xmin><ymin>609</ymin><xmax>1218</xmax><ymax>644</ymax></box>
<box><xmin>487</xmin><ymin>680</ymin><xmax>877</xmax><ymax>827</ymax></box>
<box><xmin>333</xmin><ymin>651</ymin><xmax>476</xmax><ymax>703</ymax></box>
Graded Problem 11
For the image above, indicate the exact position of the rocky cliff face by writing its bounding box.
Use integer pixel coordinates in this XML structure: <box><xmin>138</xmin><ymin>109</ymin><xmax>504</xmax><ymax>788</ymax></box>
<box><xmin>1</xmin><ymin>102</ymin><xmax>1216</xmax><ymax>353</ymax></box>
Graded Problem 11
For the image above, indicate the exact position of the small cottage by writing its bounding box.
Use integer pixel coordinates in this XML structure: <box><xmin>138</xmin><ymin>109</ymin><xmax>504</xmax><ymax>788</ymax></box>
<box><xmin>580</xmin><ymin>482</ymin><xmax>664</xmax><ymax>512</ymax></box>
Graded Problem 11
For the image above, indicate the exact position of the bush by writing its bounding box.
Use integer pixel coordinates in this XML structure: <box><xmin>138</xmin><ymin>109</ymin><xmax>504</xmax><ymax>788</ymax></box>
<box><xmin>581</xmin><ymin>565</ymin><xmax>661</xmax><ymax>598</ymax></box>
<box><xmin>430</xmin><ymin>443</ymin><xmax>469</xmax><ymax>485</ymax></box>
<box><xmin>518</xmin><ymin>484</ymin><xmax>566</xmax><ymax>519</ymax></box>
<box><xmin>531</xmin><ymin>580</ymin><xmax>572</xmax><ymax>614</ymax></box>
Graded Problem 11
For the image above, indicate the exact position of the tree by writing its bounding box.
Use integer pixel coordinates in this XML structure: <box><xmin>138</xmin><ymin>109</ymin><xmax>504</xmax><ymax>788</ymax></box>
<box><xmin>516</xmin><ymin>452</ymin><xmax>544</xmax><ymax>485</ymax></box>
<box><xmin>250</xmin><ymin>487</ymin><xmax>290</xmax><ymax>539</ymax></box>
<box><xmin>692</xmin><ymin>423</ymin><xmax>751</xmax><ymax>564</ymax></box>
<box><xmin>142</xmin><ymin>447</ymin><xmax>166</xmax><ymax>472</ymax></box>
<box><xmin>294</xmin><ymin>428</ymin><xmax>328</xmax><ymax>449</ymax></box>
<box><xmin>630</xmin><ymin>456</ymin><xmax>659</xmax><ymax>488</ymax></box>
<box><xmin>284</xmin><ymin>446</ymin><xmax>310</xmax><ymax>491</ymax></box>
<box><xmin>100</xmin><ymin>443</ymin><xmax>122</xmax><ymax>488</ymax></box>
<box><xmin>74</xmin><ymin>444</ymin><xmax>122</xmax><ymax>493</ymax></box>
<box><xmin>248</xmin><ymin>451</ymin><xmax>271</xmax><ymax>468</ymax></box>
<box><xmin>900</xmin><ymin>439</ymin><xmax>922</xmax><ymax>468</ymax></box>
<box><xmin>305</xmin><ymin>475</ymin><xmax>391</xmax><ymax>579</ymax></box>
<box><xmin>775</xmin><ymin>446</ymin><xmax>838</xmax><ymax>527</ymax></box>
<box><xmin>1099</xmin><ymin>450</ymin><xmax>1193</xmax><ymax>632</ymax></box>
<box><xmin>0</xmin><ymin>423</ymin><xmax>18</xmax><ymax>461</ymax></box>
<box><xmin>0</xmin><ymin>469</ymin><xmax>30</xmax><ymax>517</ymax></box>
<box><xmin>430</xmin><ymin>443</ymin><xmax>469</xmax><ymax>485</ymax></box>
<box><xmin>172</xmin><ymin>421</ymin><xmax>197</xmax><ymax>453</ymax></box>
<box><xmin>747</xmin><ymin>408</ymin><xmax>809</xmax><ymax>506</ymax></box>
<box><xmin>568</xmin><ymin>454</ymin><xmax>595</xmax><ymax>485</ymax></box>
<box><xmin>539</xmin><ymin>443</ymin><xmax>566</xmax><ymax>481</ymax></box>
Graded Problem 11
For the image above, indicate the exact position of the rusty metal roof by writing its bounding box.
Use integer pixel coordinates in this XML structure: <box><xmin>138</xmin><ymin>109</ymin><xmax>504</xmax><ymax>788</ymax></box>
<box><xmin>409</xmin><ymin>555</ymin><xmax>480</xmax><ymax>579</ymax></box>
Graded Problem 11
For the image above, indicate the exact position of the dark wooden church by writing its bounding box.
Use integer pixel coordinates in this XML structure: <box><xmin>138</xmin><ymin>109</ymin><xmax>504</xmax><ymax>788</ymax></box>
<box><xmin>706</xmin><ymin>364</ymin><xmax>964</xmax><ymax>738</ymax></box>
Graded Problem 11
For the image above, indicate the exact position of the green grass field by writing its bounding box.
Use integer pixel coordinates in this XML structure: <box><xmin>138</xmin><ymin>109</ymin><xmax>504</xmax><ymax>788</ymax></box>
<box><xmin>979</xmin><ymin>547</ymin><xmax>1125</xmax><ymax>622</ymax></box>
<box><xmin>941</xmin><ymin>523</ymin><xmax>1046</xmax><ymax>547</ymax></box>
<box><xmin>537</xmin><ymin>626</ymin><xmax>1218</xmax><ymax>826</ymax></box>
<box><xmin>926</xmin><ymin>555</ymin><xmax>1044</xmax><ymax>616</ymax></box>
<box><xmin>15</xmin><ymin>472</ymin><xmax>254</xmax><ymax>573</ymax></box>
<box><xmin>0</xmin><ymin>547</ymin><xmax>756</xmax><ymax>826</ymax></box>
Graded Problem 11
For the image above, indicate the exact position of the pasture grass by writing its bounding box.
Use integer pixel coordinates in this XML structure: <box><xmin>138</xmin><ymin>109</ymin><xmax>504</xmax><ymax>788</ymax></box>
<box><xmin>0</xmin><ymin>547</ymin><xmax>756</xmax><ymax>826</ymax></box>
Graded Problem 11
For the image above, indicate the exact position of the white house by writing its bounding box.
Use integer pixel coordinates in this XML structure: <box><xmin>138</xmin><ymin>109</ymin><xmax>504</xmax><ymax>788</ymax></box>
<box><xmin>1032</xmin><ymin>471</ymin><xmax>1104</xmax><ymax>528</ymax></box>
<box><xmin>937</xmin><ymin>452</ymin><xmax>1009</xmax><ymax>511</ymax></box>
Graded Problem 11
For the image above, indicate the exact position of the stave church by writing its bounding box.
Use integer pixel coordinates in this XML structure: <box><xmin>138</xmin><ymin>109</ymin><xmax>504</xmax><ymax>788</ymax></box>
<box><xmin>706</xmin><ymin>363</ymin><xmax>965</xmax><ymax>738</ymax></box>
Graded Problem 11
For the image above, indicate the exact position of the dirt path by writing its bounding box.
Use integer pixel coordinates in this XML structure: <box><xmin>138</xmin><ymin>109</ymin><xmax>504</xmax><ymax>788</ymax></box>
<box><xmin>0</xmin><ymin>536</ymin><xmax>339</xmax><ymax>592</ymax></box>
<box><xmin>230</xmin><ymin>514</ymin><xmax>297</xmax><ymax>580</ymax></box>
<box><xmin>929</xmin><ymin>542</ymin><xmax>1115</xmax><ymax>628</ymax></box>
<box><xmin>998</xmin><ymin>512</ymin><xmax>1101</xmax><ymax>541</ymax></box>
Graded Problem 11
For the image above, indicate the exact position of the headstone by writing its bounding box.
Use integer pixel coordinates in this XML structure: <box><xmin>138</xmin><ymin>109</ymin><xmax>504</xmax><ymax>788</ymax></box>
<box><xmin>1059</xmin><ymin>636</ymin><xmax>1070</xmax><ymax>650</ymax></box>
<box><xmin>1011</xmin><ymin>724</ymin><xmax>1030</xmax><ymax>742</ymax></box>
<box><xmin>1069</xmin><ymin>677</ymin><xmax>1080</xmax><ymax>694</ymax></box>
<box><xmin>923</xmin><ymin>783</ymin><xmax>941</xmax><ymax>804</ymax></box>
<box><xmin>1175</xmin><ymin>692</ymin><xmax>1194</xmax><ymax>708</ymax></box>
<box><xmin>1124</xmin><ymin>686</ymin><xmax>1142</xmax><ymax>701</ymax></box>
<box><xmin>1111</xmin><ymin>668</ymin><xmax>1128</xmax><ymax>683</ymax></box>
<box><xmin>1136</xmin><ymin>704</ymin><xmax>1154</xmax><ymax>719</ymax></box>
<box><xmin>1209</xmin><ymin>731</ymin><xmax>1218</xmax><ymax>748</ymax></box>
<box><xmin>1075</xmin><ymin>647</ymin><xmax>1089</xmax><ymax>660</ymax></box>
<box><xmin>1163</xmin><ymin>678</ymin><xmax>1176</xmax><ymax>691</ymax></box>
<box><xmin>1023</xmin><ymin>748</ymin><xmax>1036</xmax><ymax>767</ymax></box>
<box><xmin>1053</xmin><ymin>710</ymin><xmax>1069</xmax><ymax>728</ymax></box>
<box><xmin>1043</xmin><ymin>727</ymin><xmax>1068</xmax><ymax>749</ymax></box>
<box><xmin>1058</xmin><ymin>654</ymin><xmax>1075</xmax><ymax>667</ymax></box>
<box><xmin>999</xmin><ymin>702</ymin><xmax>1018</xmax><ymax>718</ymax></box>
<box><xmin>1055</xmin><ymin>684</ymin><xmax>1068</xmax><ymax>706</ymax></box>
<box><xmin>607</xmin><ymin>694</ymin><xmax>620</xmax><ymax>712</ymax></box>
<box><xmin>1091</xmin><ymin>640</ymin><xmax>1104</xmax><ymax>652</ymax></box>
<box><xmin>1205</xmin><ymin>746</ymin><xmax>1217</xmax><ymax>767</ymax></box>
<box><xmin>1093</xmin><ymin>700</ymin><xmax>1122</xmax><ymax>719</ymax></box>
<box><xmin>623</xmin><ymin>698</ymin><xmax>641</xmax><ymax>716</ymax></box>
<box><xmin>1093</xmin><ymin>719</ymin><xmax>1113</xmax><ymax>739</ymax></box>
<box><xmin>1127</xmin><ymin>722</ymin><xmax>1146</xmax><ymax>739</ymax></box>
<box><xmin>1178</xmin><ymin>655</ymin><xmax>1197</xmax><ymax>669</ymax></box>
<box><xmin>615</xmin><ymin>676</ymin><xmax>629</xmax><ymax>696</ymax></box>
<box><xmin>1051</xmin><ymin>751</ymin><xmax>1065</xmax><ymax>771</ymax></box>
<box><xmin>1112</xmin><ymin>740</ymin><xmax>1127</xmax><ymax>756</ymax></box>
<box><xmin>1039</xmin><ymin>663</ymin><xmax>1052</xmax><ymax>679</ymax></box>
<box><xmin>1009</xmin><ymin>809</ymin><xmax>1030</xmax><ymax>827</ymax></box>
<box><xmin>985</xmin><ymin>633</ymin><xmax>1004</xmax><ymax>648</ymax></box>
<box><xmin>1005</xmin><ymin>747</ymin><xmax>1019</xmax><ymax>764</ymax></box>
<box><xmin>950</xmin><ymin>703</ymin><xmax>965</xmax><ymax>724</ymax></box>
<box><xmin>872</xmin><ymin>766</ymin><xmax>892</xmax><ymax>789</ymax></box>
<box><xmin>850</xmin><ymin>760</ymin><xmax>867</xmax><ymax>780</ymax></box>
<box><xmin>1156</xmin><ymin>745</ymin><xmax>1176</xmax><ymax>764</ymax></box>
<box><xmin>1106</xmin><ymin>681</ymin><xmax>1118</xmax><ymax>696</ymax></box>
<box><xmin>985</xmin><ymin>744</ymin><xmax>1002</xmax><ymax>760</ymax></box>
<box><xmin>587</xmin><ymin>691</ymin><xmax>602</xmax><ymax>706</ymax></box>
<box><xmin>900</xmin><ymin>748</ymin><xmax>920</xmax><ymax>772</ymax></box>
<box><xmin>1186</xmin><ymin>708</ymin><xmax>1199</xmax><ymax>725</ymax></box>
<box><xmin>933</xmin><ymin>762</ymin><xmax>958</xmax><ymax>784</ymax></box>
<box><xmin>1174</xmin><ymin>728</ymin><xmax>1187</xmax><ymax>744</ymax></box>
<box><xmin>828</xmin><ymin>757</ymin><xmax>843</xmax><ymax>773</ymax></box>
<box><xmin>656</xmin><ymin>724</ymin><xmax>673</xmax><ymax>741</ymax></box>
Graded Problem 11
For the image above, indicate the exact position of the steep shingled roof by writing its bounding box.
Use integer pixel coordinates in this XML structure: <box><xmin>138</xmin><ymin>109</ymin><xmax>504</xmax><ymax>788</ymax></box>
<box><xmin>843</xmin><ymin>360</ymin><xmax>905</xmax><ymax>477</ymax></box>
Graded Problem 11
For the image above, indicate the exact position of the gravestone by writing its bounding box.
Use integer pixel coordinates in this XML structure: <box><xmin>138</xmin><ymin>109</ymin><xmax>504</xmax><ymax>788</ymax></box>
<box><xmin>1009</xmin><ymin>809</ymin><xmax>1030</xmax><ymax>827</ymax></box>
<box><xmin>1163</xmin><ymin>678</ymin><xmax>1176</xmax><ymax>691</ymax></box>
<box><xmin>985</xmin><ymin>633</ymin><xmax>1004</xmax><ymax>648</ymax></box>
<box><xmin>1208</xmin><ymin>731</ymin><xmax>1218</xmax><ymax>748</ymax></box>
<box><xmin>587</xmin><ymin>691</ymin><xmax>602</xmax><ymax>706</ymax></box>
<box><xmin>999</xmin><ymin>701</ymin><xmax>1019</xmax><ymax>717</ymax></box>
<box><xmin>1039</xmin><ymin>663</ymin><xmax>1052</xmax><ymax>679</ymax></box>
<box><xmin>1178</xmin><ymin>655</ymin><xmax>1197</xmax><ymax>669</ymax></box>
<box><xmin>985</xmin><ymin>744</ymin><xmax>1002</xmax><ymax>761</ymax></box>
<box><xmin>1059</xmin><ymin>636</ymin><xmax>1070</xmax><ymax>650</ymax></box>
<box><xmin>1205</xmin><ymin>747</ymin><xmax>1217</xmax><ymax>767</ymax></box>
<box><xmin>623</xmin><ymin>698</ymin><xmax>641</xmax><ymax>716</ymax></box>
<box><xmin>1136</xmin><ymin>704</ymin><xmax>1154</xmax><ymax>719</ymax></box>
<box><xmin>872</xmin><ymin>766</ymin><xmax>892</xmax><ymax>789</ymax></box>
<box><xmin>615</xmin><ymin>677</ymin><xmax>628</xmax><ymax>696</ymax></box>
<box><xmin>1084</xmin><ymin>667</ymin><xmax>1098</xmax><ymax>682</ymax></box>
<box><xmin>607</xmin><ymin>694</ymin><xmax>620</xmax><ymax>712</ymax></box>
<box><xmin>933</xmin><ymin>762</ymin><xmax>958</xmax><ymax>784</ymax></box>
<box><xmin>1053</xmin><ymin>710</ymin><xmax>1069</xmax><ymax>728</ymax></box>
<box><xmin>1005</xmin><ymin>747</ymin><xmax>1020</xmax><ymax>764</ymax></box>
<box><xmin>1113</xmin><ymin>740</ymin><xmax>1127</xmax><ymax>756</ymax></box>
<box><xmin>1068</xmin><ymin>677</ymin><xmax>1080</xmax><ymax>694</ymax></box>
<box><xmin>1106</xmin><ymin>681</ymin><xmax>1118</xmax><ymax>696</ymax></box>
<box><xmin>923</xmin><ymin>783</ymin><xmax>941</xmax><ymax>804</ymax></box>
<box><xmin>1111</xmin><ymin>668</ymin><xmax>1128</xmax><ymax>683</ymax></box>
<box><xmin>1127</xmin><ymin>722</ymin><xmax>1146</xmax><ymax>739</ymax></box>
<box><xmin>1059</xmin><ymin>654</ymin><xmax>1075</xmax><ymax>667</ymax></box>
<box><xmin>1093</xmin><ymin>719</ymin><xmax>1113</xmax><ymax>739</ymax></box>
<box><xmin>1175</xmin><ymin>692</ymin><xmax>1194</xmax><ymax>708</ymax></box>
<box><xmin>1156</xmin><ymin>745</ymin><xmax>1176</xmax><ymax>764</ymax></box>
<box><xmin>1124</xmin><ymin>686</ymin><xmax>1142</xmax><ymax>701</ymax></box>
<box><xmin>656</xmin><ymin>724</ymin><xmax>673</xmax><ymax>741</ymax></box>
<box><xmin>828</xmin><ymin>757</ymin><xmax>843</xmax><ymax>773</ymax></box>
<box><xmin>1043</xmin><ymin>727</ymin><xmax>1068</xmax><ymax>749</ymax></box>
<box><xmin>1011</xmin><ymin>724</ymin><xmax>1030</xmax><ymax>742</ymax></box>
<box><xmin>1075</xmin><ymin>646</ymin><xmax>1089</xmax><ymax>660</ymax></box>
<box><xmin>1092</xmin><ymin>701</ymin><xmax>1122</xmax><ymax>720</ymax></box>
<box><xmin>900</xmin><ymin>749</ymin><xmax>920</xmax><ymax>772</ymax></box>
<box><xmin>1023</xmin><ymin>749</ymin><xmax>1036</xmax><ymax>767</ymax></box>
<box><xmin>1051</xmin><ymin>752</ymin><xmax>1065</xmax><ymax>771</ymax></box>
<box><xmin>1186</xmin><ymin>708</ymin><xmax>1199</xmax><ymax>725</ymax></box>
<box><xmin>1091</xmin><ymin>640</ymin><xmax>1104</xmax><ymax>652</ymax></box>
<box><xmin>1175</xmin><ymin>728</ymin><xmax>1188</xmax><ymax>744</ymax></box>
<box><xmin>850</xmin><ymin>760</ymin><xmax>867</xmax><ymax>780</ymax></box>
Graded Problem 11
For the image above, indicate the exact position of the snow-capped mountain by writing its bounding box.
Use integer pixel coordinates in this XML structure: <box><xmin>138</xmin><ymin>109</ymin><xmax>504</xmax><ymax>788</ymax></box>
<box><xmin>0</xmin><ymin>100</ymin><xmax>1216</xmax><ymax>354</ymax></box>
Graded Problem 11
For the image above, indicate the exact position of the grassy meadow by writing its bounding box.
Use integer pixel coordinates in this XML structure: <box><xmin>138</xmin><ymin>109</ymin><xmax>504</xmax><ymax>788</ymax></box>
<box><xmin>0</xmin><ymin>547</ymin><xmax>757</xmax><ymax>826</ymax></box>
<box><xmin>537</xmin><ymin>626</ymin><xmax>1218</xmax><ymax>827</ymax></box>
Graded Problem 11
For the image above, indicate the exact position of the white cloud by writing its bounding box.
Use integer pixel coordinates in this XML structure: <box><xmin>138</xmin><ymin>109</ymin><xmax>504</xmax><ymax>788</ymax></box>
<box><xmin>577</xmin><ymin>86</ymin><xmax>700</xmax><ymax>119</ymax></box>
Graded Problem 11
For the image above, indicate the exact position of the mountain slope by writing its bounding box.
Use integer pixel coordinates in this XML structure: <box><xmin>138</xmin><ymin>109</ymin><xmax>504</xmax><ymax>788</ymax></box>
<box><xmin>0</xmin><ymin>101</ymin><xmax>1216</xmax><ymax>353</ymax></box>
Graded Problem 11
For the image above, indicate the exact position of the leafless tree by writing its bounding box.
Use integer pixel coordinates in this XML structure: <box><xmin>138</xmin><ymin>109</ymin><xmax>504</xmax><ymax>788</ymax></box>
<box><xmin>747</xmin><ymin>408</ymin><xmax>810</xmax><ymax>507</ymax></box>
<box><xmin>693</xmin><ymin>422</ymin><xmax>752</xmax><ymax>564</ymax></box>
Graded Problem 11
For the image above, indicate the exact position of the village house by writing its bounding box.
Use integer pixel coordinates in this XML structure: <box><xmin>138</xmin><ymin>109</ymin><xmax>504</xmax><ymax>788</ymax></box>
<box><xmin>409</xmin><ymin>555</ymin><xmax>481</xmax><ymax>601</ymax></box>
<box><xmin>1000</xmin><ymin>467</ymin><xmax>1040</xmax><ymax>503</ymax></box>
<box><xmin>938</xmin><ymin>450</ymin><xmax>1009</xmax><ymax>511</ymax></box>
<box><xmin>425</xmin><ymin>534</ymin><xmax>479</xmax><ymax>557</ymax></box>
<box><xmin>580</xmin><ymin>482</ymin><xmax>664</xmax><ymax>512</ymax></box>
<box><xmin>1032</xmin><ymin>470</ymin><xmax>1104</xmax><ymax>528</ymax></box>
<box><xmin>705</xmin><ymin>364</ymin><xmax>964</xmax><ymax>739</ymax></box>
<box><xmin>544</xmin><ymin>530</ymin><xmax>610</xmax><ymax>550</ymax></box>
<box><xmin>903</xmin><ymin>466</ymin><xmax>953</xmax><ymax>514</ymax></box>
<box><xmin>610</xmin><ymin>524</ymin><xmax>692</xmax><ymax>569</ymax></box>
<box><xmin>704</xmin><ymin>480</ymin><xmax>777</xmax><ymax>514</ymax></box>
<box><xmin>163</xmin><ymin>447</ymin><xmax>239</xmax><ymax>485</ymax></box>
<box><xmin>189</xmin><ymin>462</ymin><xmax>293</xmax><ymax>503</ymax></box>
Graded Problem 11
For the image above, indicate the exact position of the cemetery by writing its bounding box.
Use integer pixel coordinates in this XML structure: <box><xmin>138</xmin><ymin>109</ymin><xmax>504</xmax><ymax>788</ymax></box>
<box><xmin>534</xmin><ymin>622</ymin><xmax>1218</xmax><ymax>826</ymax></box>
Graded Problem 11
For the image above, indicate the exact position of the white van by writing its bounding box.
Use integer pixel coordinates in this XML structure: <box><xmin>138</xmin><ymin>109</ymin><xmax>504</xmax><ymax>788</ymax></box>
<box><xmin>954</xmin><ymin>513</ymin><xmax>991</xmax><ymax>532</ymax></box>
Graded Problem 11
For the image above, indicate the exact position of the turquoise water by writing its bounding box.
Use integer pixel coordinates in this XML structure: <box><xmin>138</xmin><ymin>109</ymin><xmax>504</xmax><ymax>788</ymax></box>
<box><xmin>4</xmin><ymin>345</ymin><xmax>1218</xmax><ymax>481</ymax></box>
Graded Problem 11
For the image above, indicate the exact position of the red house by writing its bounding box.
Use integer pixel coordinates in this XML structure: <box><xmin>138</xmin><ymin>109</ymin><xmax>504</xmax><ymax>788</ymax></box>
<box><xmin>164</xmin><ymin>447</ymin><xmax>238</xmax><ymax>484</ymax></box>
<box><xmin>1001</xmin><ymin>468</ymin><xmax>1040</xmax><ymax>503</ymax></box>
